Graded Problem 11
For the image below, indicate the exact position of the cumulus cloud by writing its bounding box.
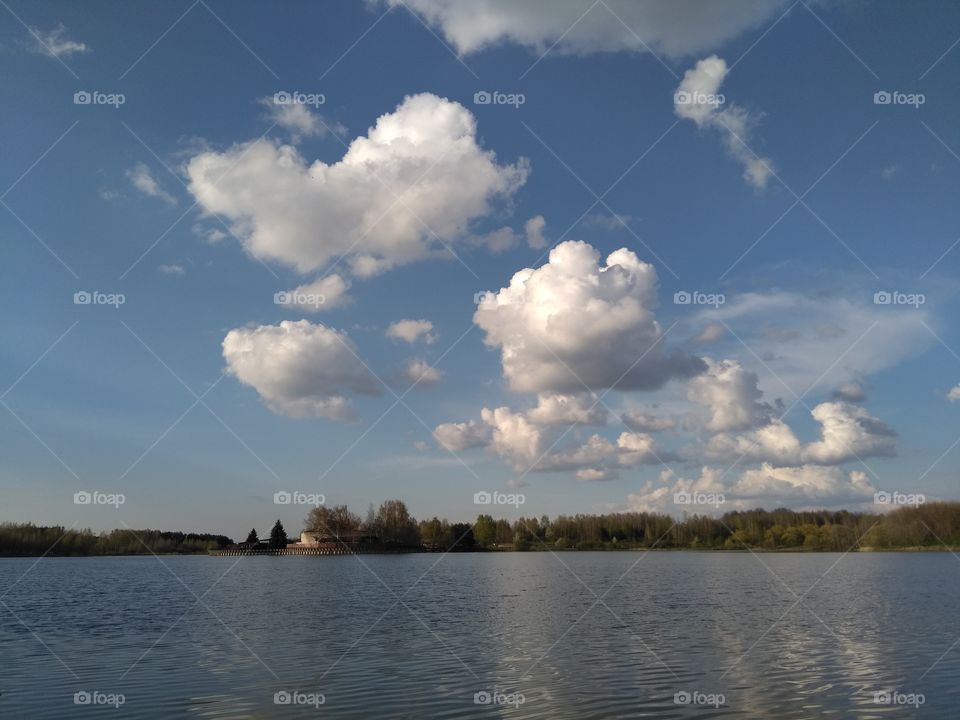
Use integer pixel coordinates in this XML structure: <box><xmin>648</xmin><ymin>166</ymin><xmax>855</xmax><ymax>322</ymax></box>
<box><xmin>187</xmin><ymin>93</ymin><xmax>529</xmax><ymax>277</ymax></box>
<box><xmin>386</xmin><ymin>319</ymin><xmax>436</xmax><ymax>344</ymax></box>
<box><xmin>688</xmin><ymin>359</ymin><xmax>774</xmax><ymax>433</ymax></box>
<box><xmin>947</xmin><ymin>385</ymin><xmax>960</xmax><ymax>402</ymax></box>
<box><xmin>674</xmin><ymin>55</ymin><xmax>774</xmax><ymax>189</ymax></box>
<box><xmin>433</xmin><ymin>420</ymin><xmax>491</xmax><ymax>452</ymax></box>
<box><xmin>474</xmin><ymin>240</ymin><xmax>704</xmax><ymax>394</ymax></box>
<box><xmin>127</xmin><ymin>163</ymin><xmax>177</xmax><ymax>205</ymax></box>
<box><xmin>222</xmin><ymin>320</ymin><xmax>378</xmax><ymax>421</ymax></box>
<box><xmin>803</xmin><ymin>401</ymin><xmax>897</xmax><ymax>464</ymax></box>
<box><xmin>30</xmin><ymin>24</ymin><xmax>89</xmax><ymax>58</ymax></box>
<box><xmin>525</xmin><ymin>215</ymin><xmax>547</xmax><ymax>249</ymax></box>
<box><xmin>404</xmin><ymin>359</ymin><xmax>441</xmax><ymax>385</ymax></box>
<box><xmin>628</xmin><ymin>464</ymin><xmax>876</xmax><ymax>514</ymax></box>
<box><xmin>703</xmin><ymin>401</ymin><xmax>896</xmax><ymax>467</ymax></box>
<box><xmin>260</xmin><ymin>98</ymin><xmax>346</xmax><ymax>142</ymax></box>
<box><xmin>278</xmin><ymin>274</ymin><xmax>352</xmax><ymax>312</ymax></box>
<box><xmin>526</xmin><ymin>393</ymin><xmax>608</xmax><ymax>426</ymax></box>
<box><xmin>387</xmin><ymin>0</ymin><xmax>789</xmax><ymax>58</ymax></box>
<box><xmin>444</xmin><ymin>404</ymin><xmax>669</xmax><ymax>474</ymax></box>
<box><xmin>577</xmin><ymin>467</ymin><xmax>618</xmax><ymax>482</ymax></box>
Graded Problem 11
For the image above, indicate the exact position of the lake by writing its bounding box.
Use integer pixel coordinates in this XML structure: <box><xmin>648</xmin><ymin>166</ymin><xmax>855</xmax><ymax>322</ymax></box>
<box><xmin>1</xmin><ymin>552</ymin><xmax>956</xmax><ymax>718</ymax></box>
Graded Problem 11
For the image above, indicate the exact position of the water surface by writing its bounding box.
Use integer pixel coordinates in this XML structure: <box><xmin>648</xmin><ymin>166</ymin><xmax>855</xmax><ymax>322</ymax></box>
<box><xmin>1</xmin><ymin>552</ymin><xmax>956</xmax><ymax>718</ymax></box>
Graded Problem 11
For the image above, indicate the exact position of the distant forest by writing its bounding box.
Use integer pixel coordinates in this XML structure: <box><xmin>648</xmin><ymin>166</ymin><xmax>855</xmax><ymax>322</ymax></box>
<box><xmin>0</xmin><ymin>526</ymin><xmax>232</xmax><ymax>557</ymax></box>
<box><xmin>2</xmin><ymin>502</ymin><xmax>959</xmax><ymax>556</ymax></box>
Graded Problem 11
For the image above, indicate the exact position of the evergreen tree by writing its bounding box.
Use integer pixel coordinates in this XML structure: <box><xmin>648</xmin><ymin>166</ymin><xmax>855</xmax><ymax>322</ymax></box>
<box><xmin>245</xmin><ymin>528</ymin><xmax>259</xmax><ymax>544</ymax></box>
<box><xmin>269</xmin><ymin>520</ymin><xmax>288</xmax><ymax>548</ymax></box>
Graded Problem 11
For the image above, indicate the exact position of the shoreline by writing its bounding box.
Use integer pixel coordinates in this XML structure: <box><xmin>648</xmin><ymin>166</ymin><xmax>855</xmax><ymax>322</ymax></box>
<box><xmin>2</xmin><ymin>545</ymin><xmax>958</xmax><ymax>558</ymax></box>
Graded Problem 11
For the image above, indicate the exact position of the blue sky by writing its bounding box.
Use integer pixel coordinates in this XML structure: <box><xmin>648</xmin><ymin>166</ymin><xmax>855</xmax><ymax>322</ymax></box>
<box><xmin>2</xmin><ymin>0</ymin><xmax>960</xmax><ymax>538</ymax></box>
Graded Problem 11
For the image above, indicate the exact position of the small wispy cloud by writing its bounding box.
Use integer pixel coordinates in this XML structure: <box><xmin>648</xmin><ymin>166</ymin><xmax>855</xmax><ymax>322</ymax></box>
<box><xmin>259</xmin><ymin>97</ymin><xmax>347</xmax><ymax>143</ymax></box>
<box><xmin>127</xmin><ymin>163</ymin><xmax>177</xmax><ymax>205</ymax></box>
<box><xmin>158</xmin><ymin>264</ymin><xmax>185</xmax><ymax>276</ymax></box>
<box><xmin>30</xmin><ymin>24</ymin><xmax>90</xmax><ymax>58</ymax></box>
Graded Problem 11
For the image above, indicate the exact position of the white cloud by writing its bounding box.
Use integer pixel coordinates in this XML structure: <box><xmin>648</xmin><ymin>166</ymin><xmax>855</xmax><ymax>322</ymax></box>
<box><xmin>627</xmin><ymin>463</ymin><xmax>876</xmax><ymax>514</ymax></box>
<box><xmin>404</xmin><ymin>359</ymin><xmax>441</xmax><ymax>385</ymax></box>
<box><xmin>433</xmin><ymin>420</ymin><xmax>491</xmax><ymax>452</ymax></box>
<box><xmin>193</xmin><ymin>224</ymin><xmax>227</xmax><ymax>244</ymax></box>
<box><xmin>525</xmin><ymin>215</ymin><xmax>547</xmax><ymax>249</ymax></box>
<box><xmin>127</xmin><ymin>163</ymin><xmax>178</xmax><ymax>205</ymax></box>
<box><xmin>803</xmin><ymin>401</ymin><xmax>896</xmax><ymax>464</ymax></box>
<box><xmin>688</xmin><ymin>359</ymin><xmax>774</xmax><ymax>433</ymax></box>
<box><xmin>577</xmin><ymin>467</ymin><xmax>618</xmax><ymax>482</ymax></box>
<box><xmin>456</xmin><ymin>405</ymin><xmax>669</xmax><ymax>474</ymax></box>
<box><xmin>278</xmin><ymin>274</ymin><xmax>352</xmax><ymax>313</ymax></box>
<box><xmin>526</xmin><ymin>393</ymin><xmax>607</xmax><ymax>426</ymax></box>
<box><xmin>386</xmin><ymin>319</ymin><xmax>435</xmax><ymax>344</ymax></box>
<box><xmin>30</xmin><ymin>24</ymin><xmax>89</xmax><ymax>58</ymax></box>
<box><xmin>702</xmin><ymin>400</ymin><xmax>896</xmax><ymax>466</ymax></box>
<box><xmin>474</xmin><ymin>240</ymin><xmax>704</xmax><ymax>393</ymax></box>
<box><xmin>947</xmin><ymin>385</ymin><xmax>960</xmax><ymax>402</ymax></box>
<box><xmin>187</xmin><ymin>93</ymin><xmax>529</xmax><ymax>277</ymax></box>
<box><xmin>479</xmin><ymin>406</ymin><xmax>545</xmax><ymax>471</ymax></box>
<box><xmin>388</xmin><ymin>0</ymin><xmax>789</xmax><ymax>58</ymax></box>
<box><xmin>222</xmin><ymin>320</ymin><xmax>378</xmax><ymax>421</ymax></box>
<box><xmin>674</xmin><ymin>55</ymin><xmax>774</xmax><ymax>189</ymax></box>
<box><xmin>158</xmin><ymin>264</ymin><xmax>185</xmax><ymax>276</ymax></box>
<box><xmin>259</xmin><ymin>98</ymin><xmax>347</xmax><ymax>142</ymax></box>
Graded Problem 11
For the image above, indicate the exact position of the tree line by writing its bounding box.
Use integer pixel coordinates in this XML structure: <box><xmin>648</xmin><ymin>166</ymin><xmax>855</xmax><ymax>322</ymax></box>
<box><xmin>4</xmin><ymin>502</ymin><xmax>960</xmax><ymax>556</ymax></box>
<box><xmin>0</xmin><ymin>524</ymin><xmax>232</xmax><ymax>557</ymax></box>
<box><xmin>301</xmin><ymin>499</ymin><xmax>960</xmax><ymax>552</ymax></box>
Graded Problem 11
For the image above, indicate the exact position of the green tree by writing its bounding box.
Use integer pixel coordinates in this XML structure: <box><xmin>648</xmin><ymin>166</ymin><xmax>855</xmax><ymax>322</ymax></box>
<box><xmin>375</xmin><ymin>499</ymin><xmax>420</xmax><ymax>547</ymax></box>
<box><xmin>269</xmin><ymin>520</ymin><xmax>288</xmax><ymax>548</ymax></box>
<box><xmin>245</xmin><ymin>528</ymin><xmax>259</xmax><ymax>544</ymax></box>
<box><xmin>474</xmin><ymin>514</ymin><xmax>496</xmax><ymax>548</ymax></box>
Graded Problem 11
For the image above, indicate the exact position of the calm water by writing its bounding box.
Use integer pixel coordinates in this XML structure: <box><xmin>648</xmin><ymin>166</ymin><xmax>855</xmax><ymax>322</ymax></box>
<box><xmin>0</xmin><ymin>552</ymin><xmax>957</xmax><ymax>718</ymax></box>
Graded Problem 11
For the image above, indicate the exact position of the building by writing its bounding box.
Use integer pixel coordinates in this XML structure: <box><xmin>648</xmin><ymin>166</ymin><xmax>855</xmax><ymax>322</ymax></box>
<box><xmin>294</xmin><ymin>530</ymin><xmax>378</xmax><ymax>547</ymax></box>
